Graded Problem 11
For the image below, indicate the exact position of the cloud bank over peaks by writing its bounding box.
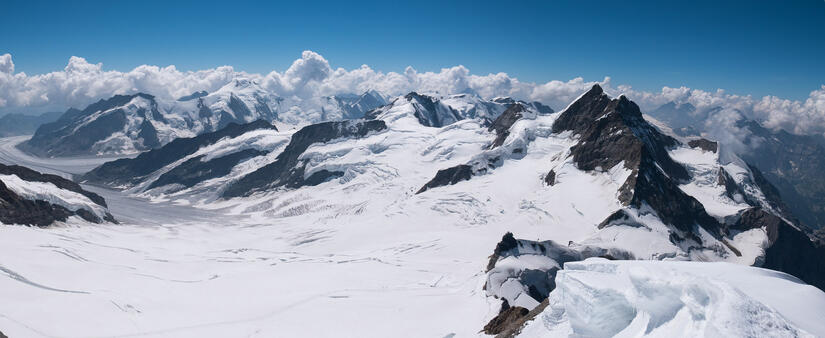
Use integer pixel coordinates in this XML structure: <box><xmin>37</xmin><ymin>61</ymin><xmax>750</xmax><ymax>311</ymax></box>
<box><xmin>0</xmin><ymin>51</ymin><xmax>824</xmax><ymax>137</ymax></box>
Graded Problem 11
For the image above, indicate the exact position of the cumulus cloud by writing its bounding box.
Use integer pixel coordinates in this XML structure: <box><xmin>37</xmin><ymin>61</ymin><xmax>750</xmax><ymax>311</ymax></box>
<box><xmin>0</xmin><ymin>54</ymin><xmax>14</xmax><ymax>74</ymax></box>
<box><xmin>0</xmin><ymin>51</ymin><xmax>824</xmax><ymax>138</ymax></box>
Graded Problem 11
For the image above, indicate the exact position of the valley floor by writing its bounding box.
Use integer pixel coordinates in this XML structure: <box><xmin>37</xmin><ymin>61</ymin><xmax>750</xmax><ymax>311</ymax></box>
<box><xmin>0</xmin><ymin>137</ymin><xmax>508</xmax><ymax>337</ymax></box>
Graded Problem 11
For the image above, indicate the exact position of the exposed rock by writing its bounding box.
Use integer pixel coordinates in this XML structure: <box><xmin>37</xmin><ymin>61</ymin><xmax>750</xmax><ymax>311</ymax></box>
<box><xmin>491</xmin><ymin>97</ymin><xmax>555</xmax><ymax>115</ymax></box>
<box><xmin>728</xmin><ymin>207</ymin><xmax>781</xmax><ymax>243</ymax></box>
<box><xmin>486</xmin><ymin>232</ymin><xmax>519</xmax><ymax>271</ymax></box>
<box><xmin>416</xmin><ymin>164</ymin><xmax>473</xmax><ymax>194</ymax></box>
<box><xmin>483</xmin><ymin>304</ymin><xmax>530</xmax><ymax>335</ymax></box>
<box><xmin>543</xmin><ymin>169</ymin><xmax>555</xmax><ymax>186</ymax></box>
<box><xmin>222</xmin><ymin>119</ymin><xmax>386</xmax><ymax>198</ymax></box>
<box><xmin>0</xmin><ymin>163</ymin><xmax>115</xmax><ymax>226</ymax></box>
<box><xmin>553</xmin><ymin>85</ymin><xmax>719</xmax><ymax>241</ymax></box>
<box><xmin>484</xmin><ymin>233</ymin><xmax>634</xmax><ymax>336</ymax></box>
<box><xmin>0</xmin><ymin>163</ymin><xmax>107</xmax><ymax>207</ymax></box>
<box><xmin>405</xmin><ymin>92</ymin><xmax>460</xmax><ymax>127</ymax></box>
<box><xmin>1</xmin><ymin>180</ymin><xmax>74</xmax><ymax>226</ymax></box>
<box><xmin>83</xmin><ymin>120</ymin><xmax>277</xmax><ymax>188</ymax></box>
<box><xmin>688</xmin><ymin>138</ymin><xmax>718</xmax><ymax>153</ymax></box>
<box><xmin>147</xmin><ymin>149</ymin><xmax>268</xmax><ymax>190</ymax></box>
<box><xmin>598</xmin><ymin>209</ymin><xmax>645</xmax><ymax>229</ymax></box>
<box><xmin>138</xmin><ymin>119</ymin><xmax>160</xmax><ymax>149</ymax></box>
<box><xmin>718</xmin><ymin>168</ymin><xmax>751</xmax><ymax>204</ymax></box>
<box><xmin>488</xmin><ymin>104</ymin><xmax>526</xmax><ymax>149</ymax></box>
<box><xmin>493</xmin><ymin>299</ymin><xmax>549</xmax><ymax>338</ymax></box>
<box><xmin>763</xmin><ymin>217</ymin><xmax>825</xmax><ymax>291</ymax></box>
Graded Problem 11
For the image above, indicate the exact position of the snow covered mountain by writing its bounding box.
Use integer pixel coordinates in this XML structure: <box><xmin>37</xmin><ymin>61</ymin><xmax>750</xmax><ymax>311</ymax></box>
<box><xmin>17</xmin><ymin>79</ymin><xmax>553</xmax><ymax>158</ymax></box>
<box><xmin>650</xmin><ymin>101</ymin><xmax>825</xmax><ymax>233</ymax></box>
<box><xmin>82</xmin><ymin>84</ymin><xmax>825</xmax><ymax>289</ymax></box>
<box><xmin>17</xmin><ymin>80</ymin><xmax>393</xmax><ymax>157</ymax></box>
<box><xmin>366</xmin><ymin>92</ymin><xmax>553</xmax><ymax>128</ymax></box>
<box><xmin>2</xmin><ymin>84</ymin><xmax>824</xmax><ymax>337</ymax></box>
<box><xmin>322</xmin><ymin>90</ymin><xmax>387</xmax><ymax>120</ymax></box>
<box><xmin>0</xmin><ymin>163</ymin><xmax>114</xmax><ymax>226</ymax></box>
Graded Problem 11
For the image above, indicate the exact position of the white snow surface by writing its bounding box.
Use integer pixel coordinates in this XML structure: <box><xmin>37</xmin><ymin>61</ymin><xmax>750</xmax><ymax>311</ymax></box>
<box><xmin>0</xmin><ymin>174</ymin><xmax>109</xmax><ymax>220</ymax></box>
<box><xmin>0</xmin><ymin>90</ymin><xmax>821</xmax><ymax>337</ymax></box>
<box><xmin>520</xmin><ymin>258</ymin><xmax>825</xmax><ymax>337</ymax></box>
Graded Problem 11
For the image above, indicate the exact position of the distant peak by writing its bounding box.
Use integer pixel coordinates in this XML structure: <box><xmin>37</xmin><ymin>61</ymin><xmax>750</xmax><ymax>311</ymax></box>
<box><xmin>587</xmin><ymin>84</ymin><xmax>604</xmax><ymax>96</ymax></box>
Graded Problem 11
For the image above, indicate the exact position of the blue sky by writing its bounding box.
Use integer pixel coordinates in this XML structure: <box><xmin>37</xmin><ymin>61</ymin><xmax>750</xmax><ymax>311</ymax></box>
<box><xmin>1</xmin><ymin>0</ymin><xmax>823</xmax><ymax>100</ymax></box>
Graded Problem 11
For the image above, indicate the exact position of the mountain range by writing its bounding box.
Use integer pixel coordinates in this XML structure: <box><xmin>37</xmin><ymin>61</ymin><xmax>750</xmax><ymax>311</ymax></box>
<box><xmin>2</xmin><ymin>84</ymin><xmax>825</xmax><ymax>336</ymax></box>
<box><xmin>76</xmin><ymin>84</ymin><xmax>825</xmax><ymax>290</ymax></box>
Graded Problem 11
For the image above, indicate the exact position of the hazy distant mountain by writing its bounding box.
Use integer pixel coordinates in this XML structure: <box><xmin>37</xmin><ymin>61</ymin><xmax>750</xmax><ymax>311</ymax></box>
<box><xmin>649</xmin><ymin>100</ymin><xmax>825</xmax><ymax>230</ymax></box>
<box><xmin>18</xmin><ymin>84</ymin><xmax>555</xmax><ymax>158</ymax></box>
<box><xmin>0</xmin><ymin>111</ymin><xmax>62</xmax><ymax>137</ymax></box>
<box><xmin>738</xmin><ymin>120</ymin><xmax>825</xmax><ymax>230</ymax></box>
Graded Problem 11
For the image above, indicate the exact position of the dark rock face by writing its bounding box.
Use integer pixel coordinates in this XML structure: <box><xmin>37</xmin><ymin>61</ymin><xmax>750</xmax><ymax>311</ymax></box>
<box><xmin>147</xmin><ymin>149</ymin><xmax>268</xmax><ymax>190</ymax></box>
<box><xmin>487</xmin><ymin>232</ymin><xmax>520</xmax><ymax>271</ymax></box>
<box><xmin>222</xmin><ymin>119</ymin><xmax>387</xmax><ymax>198</ymax></box>
<box><xmin>215</xmin><ymin>94</ymin><xmax>255</xmax><ymax>130</ymax></box>
<box><xmin>1</xmin><ymin>180</ymin><xmax>74</xmax><ymax>226</ymax></box>
<box><xmin>138</xmin><ymin>119</ymin><xmax>161</xmax><ymax>149</ymax></box>
<box><xmin>688</xmin><ymin>138</ymin><xmax>718</xmax><ymax>153</ymax></box>
<box><xmin>762</xmin><ymin>215</ymin><xmax>825</xmax><ymax>291</ymax></box>
<box><xmin>718</xmin><ymin>168</ymin><xmax>754</xmax><ymax>205</ymax></box>
<box><xmin>388</xmin><ymin>92</ymin><xmax>459</xmax><ymax>127</ymax></box>
<box><xmin>483</xmin><ymin>304</ymin><xmax>530</xmax><ymax>335</ymax></box>
<box><xmin>555</xmin><ymin>85</ymin><xmax>718</xmax><ymax>241</ymax></box>
<box><xmin>83</xmin><ymin>120</ymin><xmax>277</xmax><ymax>188</ymax></box>
<box><xmin>491</xmin><ymin>97</ymin><xmax>555</xmax><ymax>115</ymax></box>
<box><xmin>0</xmin><ymin>163</ymin><xmax>107</xmax><ymax>207</ymax></box>
<box><xmin>417</xmin><ymin>104</ymin><xmax>532</xmax><ymax>194</ymax></box>
<box><xmin>19</xmin><ymin>93</ymin><xmax>159</xmax><ymax>157</ymax></box>
<box><xmin>488</xmin><ymin>104</ymin><xmax>526</xmax><ymax>149</ymax></box>
<box><xmin>491</xmin><ymin>299</ymin><xmax>550</xmax><ymax>338</ymax></box>
<box><xmin>721</xmin><ymin>177</ymin><xmax>825</xmax><ymax>290</ymax></box>
<box><xmin>0</xmin><ymin>163</ymin><xmax>114</xmax><ymax>226</ymax></box>
<box><xmin>415</xmin><ymin>164</ymin><xmax>473</xmax><ymax>194</ymax></box>
<box><xmin>484</xmin><ymin>233</ymin><xmax>634</xmax><ymax>336</ymax></box>
<box><xmin>544</xmin><ymin>169</ymin><xmax>556</xmax><ymax>186</ymax></box>
<box><xmin>598</xmin><ymin>209</ymin><xmax>645</xmax><ymax>229</ymax></box>
<box><xmin>552</xmin><ymin>86</ymin><xmax>687</xmax><ymax>181</ymax></box>
<box><xmin>728</xmin><ymin>208</ymin><xmax>780</xmax><ymax>243</ymax></box>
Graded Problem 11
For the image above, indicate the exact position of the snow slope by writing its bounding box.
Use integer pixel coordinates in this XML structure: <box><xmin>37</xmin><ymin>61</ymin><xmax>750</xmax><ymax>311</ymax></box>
<box><xmin>520</xmin><ymin>258</ymin><xmax>825</xmax><ymax>337</ymax></box>
<box><xmin>0</xmin><ymin>174</ymin><xmax>109</xmax><ymax>220</ymax></box>
<box><xmin>1</xmin><ymin>85</ymin><xmax>823</xmax><ymax>337</ymax></box>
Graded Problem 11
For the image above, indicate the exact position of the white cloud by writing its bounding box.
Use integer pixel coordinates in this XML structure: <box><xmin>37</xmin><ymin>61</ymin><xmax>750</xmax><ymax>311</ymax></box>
<box><xmin>0</xmin><ymin>51</ymin><xmax>824</xmax><ymax>138</ymax></box>
<box><xmin>0</xmin><ymin>54</ymin><xmax>14</xmax><ymax>74</ymax></box>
